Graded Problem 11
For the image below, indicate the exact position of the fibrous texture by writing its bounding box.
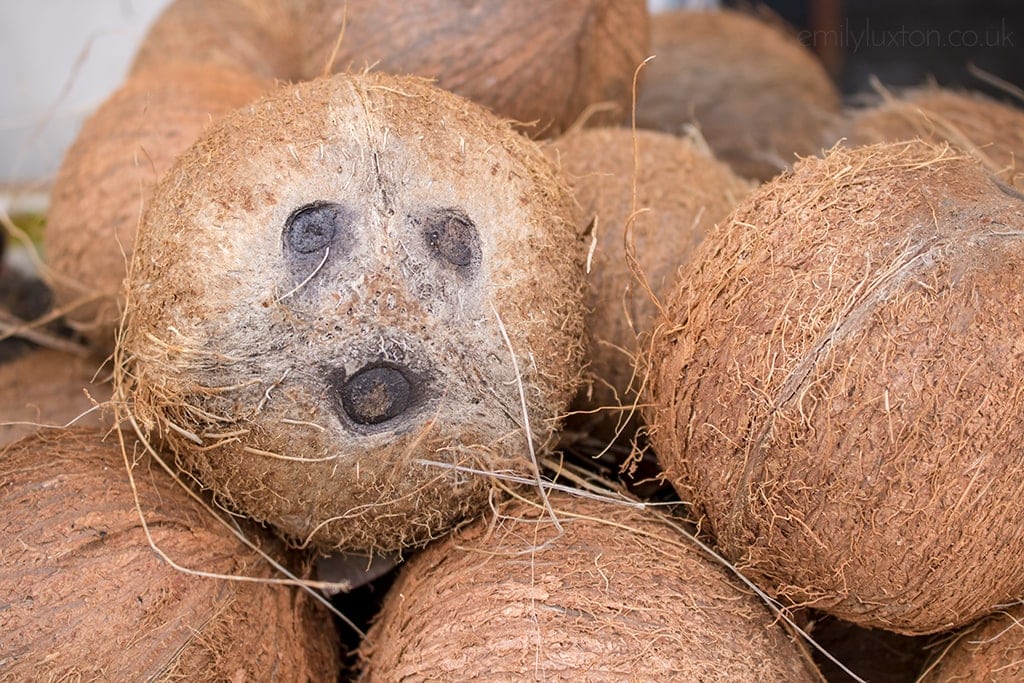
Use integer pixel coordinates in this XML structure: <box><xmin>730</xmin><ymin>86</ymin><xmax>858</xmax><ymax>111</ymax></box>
<box><xmin>360</xmin><ymin>491</ymin><xmax>821</xmax><ymax>681</ymax></box>
<box><xmin>0</xmin><ymin>429</ymin><xmax>340</xmax><ymax>680</ymax></box>
<box><xmin>546</xmin><ymin>127</ymin><xmax>751</xmax><ymax>432</ymax></box>
<box><xmin>637</xmin><ymin>8</ymin><xmax>841</xmax><ymax>181</ymax></box>
<box><xmin>120</xmin><ymin>72</ymin><xmax>587</xmax><ymax>554</ymax></box>
<box><xmin>301</xmin><ymin>0</ymin><xmax>651</xmax><ymax>137</ymax></box>
<box><xmin>648</xmin><ymin>140</ymin><xmax>1024</xmax><ymax>634</ymax></box>
<box><xmin>844</xmin><ymin>87</ymin><xmax>1024</xmax><ymax>189</ymax></box>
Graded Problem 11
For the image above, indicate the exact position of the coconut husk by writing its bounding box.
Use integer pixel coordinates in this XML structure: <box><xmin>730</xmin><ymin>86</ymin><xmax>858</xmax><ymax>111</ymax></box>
<box><xmin>921</xmin><ymin>604</ymin><xmax>1024</xmax><ymax>682</ymax></box>
<box><xmin>843</xmin><ymin>86</ymin><xmax>1024</xmax><ymax>189</ymax></box>
<box><xmin>131</xmin><ymin>0</ymin><xmax>302</xmax><ymax>80</ymax></box>
<box><xmin>636</xmin><ymin>8</ymin><xmax>842</xmax><ymax>181</ymax></box>
<box><xmin>118</xmin><ymin>72</ymin><xmax>588</xmax><ymax>555</ymax></box>
<box><xmin>300</xmin><ymin>0</ymin><xmax>650</xmax><ymax>138</ymax></box>
<box><xmin>546</xmin><ymin>127</ymin><xmax>753</xmax><ymax>442</ymax></box>
<box><xmin>358</xmin><ymin>491</ymin><xmax>822</xmax><ymax>681</ymax></box>
<box><xmin>0</xmin><ymin>348</ymin><xmax>112</xmax><ymax>447</ymax></box>
<box><xmin>647</xmin><ymin>140</ymin><xmax>1024</xmax><ymax>635</ymax></box>
<box><xmin>0</xmin><ymin>428</ymin><xmax>340</xmax><ymax>680</ymax></box>
<box><xmin>44</xmin><ymin>62</ymin><xmax>270</xmax><ymax>353</ymax></box>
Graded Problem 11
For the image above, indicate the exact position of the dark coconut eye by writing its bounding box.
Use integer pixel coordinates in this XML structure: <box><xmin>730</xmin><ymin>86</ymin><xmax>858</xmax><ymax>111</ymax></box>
<box><xmin>420</xmin><ymin>209</ymin><xmax>481</xmax><ymax>271</ymax></box>
<box><xmin>284</xmin><ymin>202</ymin><xmax>349</xmax><ymax>254</ymax></box>
<box><xmin>327</xmin><ymin>363</ymin><xmax>421</xmax><ymax>428</ymax></box>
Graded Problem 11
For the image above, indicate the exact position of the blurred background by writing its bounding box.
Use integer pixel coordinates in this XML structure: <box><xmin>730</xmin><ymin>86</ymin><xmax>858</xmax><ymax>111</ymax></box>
<box><xmin>0</xmin><ymin>0</ymin><xmax>1021</xmax><ymax>190</ymax></box>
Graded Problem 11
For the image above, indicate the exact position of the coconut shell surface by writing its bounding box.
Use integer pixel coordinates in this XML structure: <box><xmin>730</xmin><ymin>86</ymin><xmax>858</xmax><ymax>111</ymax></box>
<box><xmin>301</xmin><ymin>0</ymin><xmax>650</xmax><ymax>137</ymax></box>
<box><xmin>637</xmin><ymin>9</ymin><xmax>841</xmax><ymax>181</ymax></box>
<box><xmin>359</xmin><ymin>491</ymin><xmax>821</xmax><ymax>681</ymax></box>
<box><xmin>547</xmin><ymin>127</ymin><xmax>751</xmax><ymax>433</ymax></box>
<box><xmin>131</xmin><ymin>0</ymin><xmax>302</xmax><ymax>80</ymax></box>
<box><xmin>0</xmin><ymin>429</ymin><xmax>340</xmax><ymax>680</ymax></box>
<box><xmin>921</xmin><ymin>604</ymin><xmax>1024</xmax><ymax>682</ymax></box>
<box><xmin>45</xmin><ymin>62</ymin><xmax>269</xmax><ymax>352</ymax></box>
<box><xmin>0</xmin><ymin>348</ymin><xmax>112</xmax><ymax>447</ymax></box>
<box><xmin>647</xmin><ymin>140</ymin><xmax>1024</xmax><ymax>635</ymax></box>
<box><xmin>844</xmin><ymin>87</ymin><xmax>1024</xmax><ymax>189</ymax></box>
<box><xmin>120</xmin><ymin>72</ymin><xmax>587</xmax><ymax>554</ymax></box>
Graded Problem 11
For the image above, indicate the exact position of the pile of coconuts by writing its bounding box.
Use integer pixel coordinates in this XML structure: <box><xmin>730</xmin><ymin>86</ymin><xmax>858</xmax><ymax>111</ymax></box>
<box><xmin>10</xmin><ymin>0</ymin><xmax>1024</xmax><ymax>679</ymax></box>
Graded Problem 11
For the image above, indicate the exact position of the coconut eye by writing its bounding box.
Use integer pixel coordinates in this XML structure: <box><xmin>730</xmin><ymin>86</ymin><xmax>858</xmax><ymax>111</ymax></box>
<box><xmin>284</xmin><ymin>202</ymin><xmax>349</xmax><ymax>254</ymax></box>
<box><xmin>327</xmin><ymin>362</ymin><xmax>422</xmax><ymax>429</ymax></box>
<box><xmin>420</xmin><ymin>209</ymin><xmax>481</xmax><ymax>271</ymax></box>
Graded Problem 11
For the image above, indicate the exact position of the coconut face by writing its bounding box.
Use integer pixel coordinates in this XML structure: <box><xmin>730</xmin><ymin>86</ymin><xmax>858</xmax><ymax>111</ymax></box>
<box><xmin>648</xmin><ymin>140</ymin><xmax>1024</xmax><ymax>634</ymax></box>
<box><xmin>359</xmin><ymin>491</ymin><xmax>820</xmax><ymax>681</ymax></box>
<box><xmin>122</xmin><ymin>73</ymin><xmax>585</xmax><ymax>554</ymax></box>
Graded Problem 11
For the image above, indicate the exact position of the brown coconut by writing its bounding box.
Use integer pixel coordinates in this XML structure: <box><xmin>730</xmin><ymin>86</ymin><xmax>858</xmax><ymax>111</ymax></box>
<box><xmin>300</xmin><ymin>0</ymin><xmax>651</xmax><ymax>137</ymax></box>
<box><xmin>131</xmin><ymin>0</ymin><xmax>303</xmax><ymax>80</ymax></box>
<box><xmin>921</xmin><ymin>604</ymin><xmax>1024</xmax><ymax>682</ymax></box>
<box><xmin>647</xmin><ymin>139</ymin><xmax>1024</xmax><ymax>635</ymax></box>
<box><xmin>0</xmin><ymin>348</ymin><xmax>112</xmax><ymax>447</ymax></box>
<box><xmin>844</xmin><ymin>87</ymin><xmax>1024</xmax><ymax>189</ymax></box>
<box><xmin>546</xmin><ymin>127</ymin><xmax>752</xmax><ymax>437</ymax></box>
<box><xmin>45</xmin><ymin>62</ymin><xmax>269</xmax><ymax>352</ymax></box>
<box><xmin>636</xmin><ymin>9</ymin><xmax>842</xmax><ymax>181</ymax></box>
<box><xmin>0</xmin><ymin>428</ymin><xmax>340</xmax><ymax>680</ymax></box>
<box><xmin>359</xmin><ymin>491</ymin><xmax>822</xmax><ymax>681</ymax></box>
<box><xmin>118</xmin><ymin>72</ymin><xmax>587</xmax><ymax>555</ymax></box>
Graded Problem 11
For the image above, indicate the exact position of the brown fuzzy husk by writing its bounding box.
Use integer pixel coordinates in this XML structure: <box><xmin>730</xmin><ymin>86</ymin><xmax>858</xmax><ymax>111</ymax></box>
<box><xmin>843</xmin><ymin>87</ymin><xmax>1024</xmax><ymax>189</ymax></box>
<box><xmin>45</xmin><ymin>63</ymin><xmax>269</xmax><ymax>352</ymax></box>
<box><xmin>636</xmin><ymin>9</ymin><xmax>842</xmax><ymax>181</ymax></box>
<box><xmin>0</xmin><ymin>429</ymin><xmax>340</xmax><ymax>680</ymax></box>
<box><xmin>358</xmin><ymin>491</ymin><xmax>822</xmax><ymax>681</ymax></box>
<box><xmin>118</xmin><ymin>72</ymin><xmax>587</xmax><ymax>554</ymax></box>
<box><xmin>131</xmin><ymin>0</ymin><xmax>303</xmax><ymax>80</ymax></box>
<box><xmin>921</xmin><ymin>604</ymin><xmax>1024</xmax><ymax>682</ymax></box>
<box><xmin>0</xmin><ymin>348</ymin><xmax>112</xmax><ymax>447</ymax></box>
<box><xmin>546</xmin><ymin>127</ymin><xmax>752</xmax><ymax>436</ymax></box>
<box><xmin>646</xmin><ymin>140</ymin><xmax>1024</xmax><ymax>635</ymax></box>
<box><xmin>301</xmin><ymin>0</ymin><xmax>650</xmax><ymax>137</ymax></box>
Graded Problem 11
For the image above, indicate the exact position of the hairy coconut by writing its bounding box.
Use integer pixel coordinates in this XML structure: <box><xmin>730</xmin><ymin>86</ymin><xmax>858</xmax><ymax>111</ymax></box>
<box><xmin>0</xmin><ymin>349</ymin><xmax>112</xmax><ymax>447</ymax></box>
<box><xmin>636</xmin><ymin>9</ymin><xmax>841</xmax><ymax>181</ymax></box>
<box><xmin>131</xmin><ymin>0</ymin><xmax>302</xmax><ymax>80</ymax></box>
<box><xmin>45</xmin><ymin>63</ymin><xmax>269</xmax><ymax>352</ymax></box>
<box><xmin>301</xmin><ymin>0</ymin><xmax>650</xmax><ymax>137</ymax></box>
<box><xmin>0</xmin><ymin>429</ymin><xmax>340</xmax><ymax>680</ymax></box>
<box><xmin>546</xmin><ymin>127</ymin><xmax>751</xmax><ymax>437</ymax></box>
<box><xmin>647</xmin><ymin>140</ymin><xmax>1024</xmax><ymax>635</ymax></box>
<box><xmin>843</xmin><ymin>87</ymin><xmax>1024</xmax><ymax>189</ymax></box>
<box><xmin>119</xmin><ymin>72</ymin><xmax>587</xmax><ymax>554</ymax></box>
<box><xmin>921</xmin><ymin>604</ymin><xmax>1024</xmax><ymax>682</ymax></box>
<box><xmin>359</xmin><ymin>491</ymin><xmax>821</xmax><ymax>681</ymax></box>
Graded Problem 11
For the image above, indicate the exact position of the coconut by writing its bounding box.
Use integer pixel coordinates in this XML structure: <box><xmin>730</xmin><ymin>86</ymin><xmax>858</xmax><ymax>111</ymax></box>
<box><xmin>44</xmin><ymin>63</ymin><xmax>269</xmax><ymax>352</ymax></box>
<box><xmin>647</xmin><ymin>139</ymin><xmax>1024</xmax><ymax>635</ymax></box>
<box><xmin>131</xmin><ymin>0</ymin><xmax>302</xmax><ymax>80</ymax></box>
<box><xmin>546</xmin><ymin>127</ymin><xmax>752</xmax><ymax>438</ymax></box>
<box><xmin>358</xmin><ymin>491</ymin><xmax>821</xmax><ymax>681</ymax></box>
<box><xmin>843</xmin><ymin>87</ymin><xmax>1024</xmax><ymax>189</ymax></box>
<box><xmin>0</xmin><ymin>348</ymin><xmax>112</xmax><ymax>447</ymax></box>
<box><xmin>300</xmin><ymin>0</ymin><xmax>650</xmax><ymax>137</ymax></box>
<box><xmin>118</xmin><ymin>72</ymin><xmax>587</xmax><ymax>555</ymax></box>
<box><xmin>921</xmin><ymin>604</ymin><xmax>1024</xmax><ymax>682</ymax></box>
<box><xmin>0</xmin><ymin>428</ymin><xmax>340</xmax><ymax>680</ymax></box>
<box><xmin>636</xmin><ymin>9</ymin><xmax>842</xmax><ymax>181</ymax></box>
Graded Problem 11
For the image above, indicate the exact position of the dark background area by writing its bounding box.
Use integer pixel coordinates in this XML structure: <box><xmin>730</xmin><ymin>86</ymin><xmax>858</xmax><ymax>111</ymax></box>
<box><xmin>726</xmin><ymin>0</ymin><xmax>1023</xmax><ymax>98</ymax></box>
